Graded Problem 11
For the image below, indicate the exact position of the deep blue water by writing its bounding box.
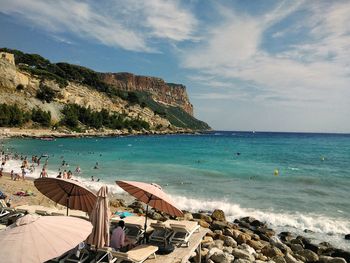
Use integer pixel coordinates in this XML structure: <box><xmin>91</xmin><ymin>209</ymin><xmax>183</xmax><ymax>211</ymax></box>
<box><xmin>1</xmin><ymin>131</ymin><xmax>350</xmax><ymax>249</ymax></box>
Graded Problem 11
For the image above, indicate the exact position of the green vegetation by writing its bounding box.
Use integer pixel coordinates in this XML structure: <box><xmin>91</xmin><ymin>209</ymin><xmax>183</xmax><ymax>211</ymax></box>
<box><xmin>36</xmin><ymin>83</ymin><xmax>56</xmax><ymax>103</ymax></box>
<box><xmin>0</xmin><ymin>104</ymin><xmax>50</xmax><ymax>127</ymax></box>
<box><xmin>126</xmin><ymin>91</ymin><xmax>210</xmax><ymax>130</ymax></box>
<box><xmin>31</xmin><ymin>108</ymin><xmax>51</xmax><ymax>127</ymax></box>
<box><xmin>61</xmin><ymin>104</ymin><xmax>149</xmax><ymax>131</ymax></box>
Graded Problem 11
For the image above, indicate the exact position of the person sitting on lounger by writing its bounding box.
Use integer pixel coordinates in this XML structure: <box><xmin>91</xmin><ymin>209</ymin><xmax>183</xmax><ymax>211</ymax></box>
<box><xmin>110</xmin><ymin>220</ymin><xmax>133</xmax><ymax>252</ymax></box>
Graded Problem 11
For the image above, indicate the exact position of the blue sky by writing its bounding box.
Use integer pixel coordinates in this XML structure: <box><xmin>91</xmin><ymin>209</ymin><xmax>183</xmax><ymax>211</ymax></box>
<box><xmin>1</xmin><ymin>0</ymin><xmax>350</xmax><ymax>133</ymax></box>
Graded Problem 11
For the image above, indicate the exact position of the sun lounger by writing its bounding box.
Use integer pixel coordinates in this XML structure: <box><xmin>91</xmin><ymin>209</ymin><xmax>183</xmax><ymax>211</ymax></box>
<box><xmin>35</xmin><ymin>209</ymin><xmax>51</xmax><ymax>216</ymax></box>
<box><xmin>97</xmin><ymin>244</ymin><xmax>158</xmax><ymax>263</ymax></box>
<box><xmin>168</xmin><ymin>220</ymin><xmax>200</xmax><ymax>247</ymax></box>
<box><xmin>51</xmin><ymin>212</ymin><xmax>65</xmax><ymax>216</ymax></box>
<box><xmin>64</xmin><ymin>242</ymin><xmax>89</xmax><ymax>263</ymax></box>
<box><xmin>148</xmin><ymin>222</ymin><xmax>173</xmax><ymax>245</ymax></box>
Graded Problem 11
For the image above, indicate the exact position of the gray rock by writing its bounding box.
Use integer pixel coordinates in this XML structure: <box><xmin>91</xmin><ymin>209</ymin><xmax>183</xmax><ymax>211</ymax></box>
<box><xmin>285</xmin><ymin>253</ymin><xmax>303</xmax><ymax>263</ymax></box>
<box><xmin>212</xmin><ymin>209</ymin><xmax>227</xmax><ymax>222</ymax></box>
<box><xmin>225</xmin><ymin>236</ymin><xmax>238</xmax><ymax>247</ymax></box>
<box><xmin>290</xmin><ymin>244</ymin><xmax>303</xmax><ymax>253</ymax></box>
<box><xmin>209</xmin><ymin>248</ymin><xmax>234</xmax><ymax>263</ymax></box>
<box><xmin>207</xmin><ymin>247</ymin><xmax>223</xmax><ymax>262</ymax></box>
<box><xmin>240</xmin><ymin>243</ymin><xmax>256</xmax><ymax>255</ymax></box>
<box><xmin>272</xmin><ymin>256</ymin><xmax>286</xmax><ymax>263</ymax></box>
<box><xmin>234</xmin><ymin>259</ymin><xmax>251</xmax><ymax>263</ymax></box>
<box><xmin>261</xmin><ymin>246</ymin><xmax>284</xmax><ymax>258</ymax></box>
<box><xmin>269</xmin><ymin>237</ymin><xmax>293</xmax><ymax>254</ymax></box>
<box><xmin>296</xmin><ymin>249</ymin><xmax>319</xmax><ymax>262</ymax></box>
<box><xmin>212</xmin><ymin>220</ymin><xmax>230</xmax><ymax>231</ymax></box>
<box><xmin>223</xmin><ymin>246</ymin><xmax>234</xmax><ymax>254</ymax></box>
<box><xmin>232</xmin><ymin>248</ymin><xmax>255</xmax><ymax>261</ymax></box>
<box><xmin>215</xmin><ymin>230</ymin><xmax>224</xmax><ymax>235</ymax></box>
<box><xmin>329</xmin><ymin>258</ymin><xmax>347</xmax><ymax>263</ymax></box>
<box><xmin>182</xmin><ymin>212</ymin><xmax>193</xmax><ymax>221</ymax></box>
<box><xmin>214</xmin><ymin>239</ymin><xmax>225</xmax><ymax>250</ymax></box>
<box><xmin>319</xmin><ymin>256</ymin><xmax>334</xmax><ymax>263</ymax></box>
<box><xmin>193</xmin><ymin>212</ymin><xmax>213</xmax><ymax>223</ymax></box>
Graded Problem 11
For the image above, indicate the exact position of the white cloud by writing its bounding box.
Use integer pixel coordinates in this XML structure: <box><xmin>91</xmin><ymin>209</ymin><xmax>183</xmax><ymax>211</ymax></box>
<box><xmin>0</xmin><ymin>0</ymin><xmax>197</xmax><ymax>52</ymax></box>
<box><xmin>181</xmin><ymin>1</ymin><xmax>350</xmax><ymax>112</ymax></box>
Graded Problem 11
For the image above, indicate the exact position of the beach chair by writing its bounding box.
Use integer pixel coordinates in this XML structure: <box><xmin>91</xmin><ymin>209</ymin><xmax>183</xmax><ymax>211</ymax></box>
<box><xmin>148</xmin><ymin>222</ymin><xmax>173</xmax><ymax>245</ymax></box>
<box><xmin>169</xmin><ymin>221</ymin><xmax>200</xmax><ymax>247</ymax></box>
<box><xmin>64</xmin><ymin>242</ymin><xmax>89</xmax><ymax>263</ymax></box>
<box><xmin>35</xmin><ymin>209</ymin><xmax>51</xmax><ymax>216</ymax></box>
<box><xmin>0</xmin><ymin>200</ymin><xmax>10</xmax><ymax>218</ymax></box>
<box><xmin>96</xmin><ymin>244</ymin><xmax>158</xmax><ymax>263</ymax></box>
<box><xmin>124</xmin><ymin>224</ymin><xmax>144</xmax><ymax>244</ymax></box>
<box><xmin>51</xmin><ymin>212</ymin><xmax>65</xmax><ymax>216</ymax></box>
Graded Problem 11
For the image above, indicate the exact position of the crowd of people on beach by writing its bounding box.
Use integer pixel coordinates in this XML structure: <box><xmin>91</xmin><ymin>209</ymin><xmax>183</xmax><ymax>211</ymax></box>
<box><xmin>0</xmin><ymin>144</ymin><xmax>102</xmax><ymax>183</ymax></box>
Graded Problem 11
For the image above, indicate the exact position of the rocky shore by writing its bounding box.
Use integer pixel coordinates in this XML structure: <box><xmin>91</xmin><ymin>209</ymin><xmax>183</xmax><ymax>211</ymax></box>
<box><xmin>1</xmin><ymin>175</ymin><xmax>348</xmax><ymax>262</ymax></box>
<box><xmin>125</xmin><ymin>201</ymin><xmax>350</xmax><ymax>263</ymax></box>
<box><xmin>0</xmin><ymin>127</ymin><xmax>201</xmax><ymax>139</ymax></box>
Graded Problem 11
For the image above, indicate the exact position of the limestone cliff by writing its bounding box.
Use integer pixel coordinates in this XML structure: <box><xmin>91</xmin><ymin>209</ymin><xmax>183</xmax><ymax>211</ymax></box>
<box><xmin>0</xmin><ymin>48</ymin><xmax>210</xmax><ymax>132</ymax></box>
<box><xmin>101</xmin><ymin>72</ymin><xmax>193</xmax><ymax>116</ymax></box>
<box><xmin>0</xmin><ymin>58</ymin><xmax>170</xmax><ymax>129</ymax></box>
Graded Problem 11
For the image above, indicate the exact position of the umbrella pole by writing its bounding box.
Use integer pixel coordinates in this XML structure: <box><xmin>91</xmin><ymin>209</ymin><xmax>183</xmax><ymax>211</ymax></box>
<box><xmin>66</xmin><ymin>196</ymin><xmax>69</xmax><ymax>216</ymax></box>
<box><xmin>144</xmin><ymin>203</ymin><xmax>149</xmax><ymax>235</ymax></box>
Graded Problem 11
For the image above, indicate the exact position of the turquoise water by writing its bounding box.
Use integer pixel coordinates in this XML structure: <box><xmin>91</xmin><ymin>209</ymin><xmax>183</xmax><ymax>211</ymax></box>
<box><xmin>1</xmin><ymin>132</ymin><xmax>350</xmax><ymax>249</ymax></box>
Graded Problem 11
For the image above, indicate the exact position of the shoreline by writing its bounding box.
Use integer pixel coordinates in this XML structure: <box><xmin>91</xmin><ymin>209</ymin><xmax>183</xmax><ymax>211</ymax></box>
<box><xmin>0</xmin><ymin>174</ymin><xmax>349</xmax><ymax>262</ymax></box>
<box><xmin>0</xmin><ymin>127</ymin><xmax>208</xmax><ymax>139</ymax></box>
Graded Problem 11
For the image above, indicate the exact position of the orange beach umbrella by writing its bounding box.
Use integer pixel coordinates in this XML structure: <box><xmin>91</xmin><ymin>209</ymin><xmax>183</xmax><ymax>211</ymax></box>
<box><xmin>116</xmin><ymin>180</ymin><xmax>183</xmax><ymax>233</ymax></box>
<box><xmin>34</xmin><ymin>177</ymin><xmax>97</xmax><ymax>216</ymax></box>
<box><xmin>0</xmin><ymin>214</ymin><xmax>93</xmax><ymax>263</ymax></box>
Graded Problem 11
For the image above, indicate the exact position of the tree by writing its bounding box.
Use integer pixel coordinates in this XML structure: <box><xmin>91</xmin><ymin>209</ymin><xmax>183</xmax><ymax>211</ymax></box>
<box><xmin>36</xmin><ymin>83</ymin><xmax>56</xmax><ymax>103</ymax></box>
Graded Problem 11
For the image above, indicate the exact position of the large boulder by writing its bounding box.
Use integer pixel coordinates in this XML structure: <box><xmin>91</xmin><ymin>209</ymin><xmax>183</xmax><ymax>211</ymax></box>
<box><xmin>212</xmin><ymin>220</ymin><xmax>230</xmax><ymax>231</ymax></box>
<box><xmin>269</xmin><ymin>237</ymin><xmax>293</xmax><ymax>254</ymax></box>
<box><xmin>193</xmin><ymin>212</ymin><xmax>213</xmax><ymax>223</ymax></box>
<box><xmin>207</xmin><ymin>247</ymin><xmax>234</xmax><ymax>263</ymax></box>
<box><xmin>261</xmin><ymin>246</ymin><xmax>284</xmax><ymax>258</ymax></box>
<box><xmin>296</xmin><ymin>249</ymin><xmax>319</xmax><ymax>262</ymax></box>
<box><xmin>279</xmin><ymin>232</ymin><xmax>294</xmax><ymax>242</ymax></box>
<box><xmin>224</xmin><ymin>236</ymin><xmax>238</xmax><ymax>247</ymax></box>
<box><xmin>212</xmin><ymin>209</ymin><xmax>226</xmax><ymax>222</ymax></box>
<box><xmin>290</xmin><ymin>244</ymin><xmax>303</xmax><ymax>253</ymax></box>
<box><xmin>329</xmin><ymin>258</ymin><xmax>347</xmax><ymax>263</ymax></box>
<box><xmin>233</xmin><ymin>259</ymin><xmax>251</xmax><ymax>263</ymax></box>
<box><xmin>194</xmin><ymin>219</ymin><xmax>210</xmax><ymax>228</ymax></box>
<box><xmin>237</xmin><ymin>233</ymin><xmax>252</xmax><ymax>244</ymax></box>
<box><xmin>182</xmin><ymin>211</ymin><xmax>193</xmax><ymax>221</ymax></box>
<box><xmin>319</xmin><ymin>256</ymin><xmax>347</xmax><ymax>263</ymax></box>
<box><xmin>330</xmin><ymin>249</ymin><xmax>350</xmax><ymax>263</ymax></box>
<box><xmin>285</xmin><ymin>253</ymin><xmax>303</xmax><ymax>263</ymax></box>
<box><xmin>272</xmin><ymin>255</ymin><xmax>287</xmax><ymax>263</ymax></box>
<box><xmin>214</xmin><ymin>239</ymin><xmax>225</xmax><ymax>250</ymax></box>
<box><xmin>247</xmin><ymin>239</ymin><xmax>265</xmax><ymax>251</ymax></box>
<box><xmin>232</xmin><ymin>248</ymin><xmax>255</xmax><ymax>261</ymax></box>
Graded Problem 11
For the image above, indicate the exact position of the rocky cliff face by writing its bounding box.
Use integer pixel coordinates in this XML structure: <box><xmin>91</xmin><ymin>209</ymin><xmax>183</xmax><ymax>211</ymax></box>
<box><xmin>101</xmin><ymin>72</ymin><xmax>194</xmax><ymax>115</ymax></box>
<box><xmin>0</xmin><ymin>58</ymin><xmax>171</xmax><ymax>129</ymax></box>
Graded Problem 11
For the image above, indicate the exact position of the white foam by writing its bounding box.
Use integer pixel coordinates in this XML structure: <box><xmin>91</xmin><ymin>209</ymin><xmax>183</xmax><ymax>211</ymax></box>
<box><xmin>171</xmin><ymin>195</ymin><xmax>350</xmax><ymax>236</ymax></box>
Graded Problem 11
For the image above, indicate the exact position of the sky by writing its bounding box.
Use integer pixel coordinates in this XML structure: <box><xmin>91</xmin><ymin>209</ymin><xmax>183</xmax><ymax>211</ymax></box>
<box><xmin>0</xmin><ymin>0</ymin><xmax>350</xmax><ymax>133</ymax></box>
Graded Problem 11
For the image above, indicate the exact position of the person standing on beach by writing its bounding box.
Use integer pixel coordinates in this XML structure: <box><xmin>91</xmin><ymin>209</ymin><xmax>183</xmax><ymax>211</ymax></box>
<box><xmin>40</xmin><ymin>168</ymin><xmax>47</xmax><ymax>178</ymax></box>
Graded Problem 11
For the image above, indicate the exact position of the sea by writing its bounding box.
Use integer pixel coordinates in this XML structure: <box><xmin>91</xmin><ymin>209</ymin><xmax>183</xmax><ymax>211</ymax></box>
<box><xmin>1</xmin><ymin>131</ymin><xmax>350</xmax><ymax>250</ymax></box>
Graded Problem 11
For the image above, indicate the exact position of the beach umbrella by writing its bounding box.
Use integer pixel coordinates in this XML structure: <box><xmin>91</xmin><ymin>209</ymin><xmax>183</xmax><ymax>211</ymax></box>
<box><xmin>87</xmin><ymin>185</ymin><xmax>111</xmax><ymax>249</ymax></box>
<box><xmin>0</xmin><ymin>214</ymin><xmax>93</xmax><ymax>263</ymax></box>
<box><xmin>116</xmin><ymin>180</ymin><xmax>183</xmax><ymax>233</ymax></box>
<box><xmin>34</xmin><ymin>177</ymin><xmax>97</xmax><ymax>216</ymax></box>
